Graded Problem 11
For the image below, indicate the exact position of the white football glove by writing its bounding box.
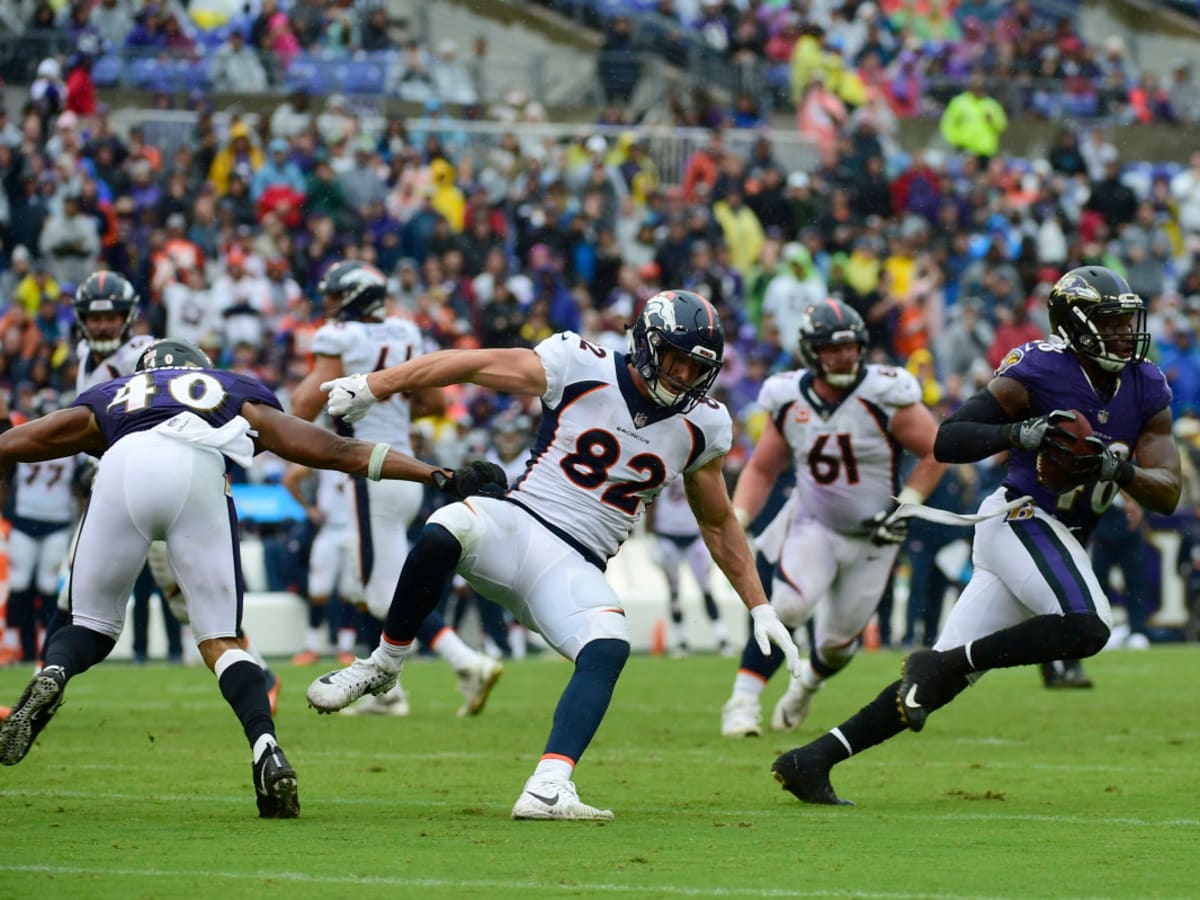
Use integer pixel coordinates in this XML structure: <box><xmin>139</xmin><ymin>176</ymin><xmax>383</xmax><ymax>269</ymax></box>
<box><xmin>322</xmin><ymin>374</ymin><xmax>378</xmax><ymax>424</ymax></box>
<box><xmin>750</xmin><ymin>604</ymin><xmax>803</xmax><ymax>678</ymax></box>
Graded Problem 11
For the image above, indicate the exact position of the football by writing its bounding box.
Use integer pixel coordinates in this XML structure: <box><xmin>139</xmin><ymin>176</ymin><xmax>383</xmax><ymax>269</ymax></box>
<box><xmin>1035</xmin><ymin>410</ymin><xmax>1094</xmax><ymax>493</ymax></box>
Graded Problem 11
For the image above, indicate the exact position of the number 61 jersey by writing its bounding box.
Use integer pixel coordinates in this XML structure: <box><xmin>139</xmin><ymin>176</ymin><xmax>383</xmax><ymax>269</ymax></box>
<box><xmin>761</xmin><ymin>364</ymin><xmax>921</xmax><ymax>536</ymax></box>
<box><xmin>72</xmin><ymin>367</ymin><xmax>282</xmax><ymax>455</ymax></box>
<box><xmin>507</xmin><ymin>331</ymin><xmax>732</xmax><ymax>568</ymax></box>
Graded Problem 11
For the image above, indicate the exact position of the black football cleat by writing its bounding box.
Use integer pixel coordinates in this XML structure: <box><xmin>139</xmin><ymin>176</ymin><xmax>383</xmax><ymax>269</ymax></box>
<box><xmin>0</xmin><ymin>665</ymin><xmax>67</xmax><ymax>766</ymax></box>
<box><xmin>897</xmin><ymin>649</ymin><xmax>947</xmax><ymax>733</ymax></box>
<box><xmin>253</xmin><ymin>744</ymin><xmax>300</xmax><ymax>819</ymax></box>
<box><xmin>771</xmin><ymin>747</ymin><xmax>853</xmax><ymax>806</ymax></box>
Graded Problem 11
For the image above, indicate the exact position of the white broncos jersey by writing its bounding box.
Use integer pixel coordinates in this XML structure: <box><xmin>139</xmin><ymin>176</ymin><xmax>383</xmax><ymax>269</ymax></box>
<box><xmin>315</xmin><ymin>468</ymin><xmax>352</xmax><ymax>529</ymax></box>
<box><xmin>760</xmin><ymin>363</ymin><xmax>921</xmax><ymax>536</ymax></box>
<box><xmin>76</xmin><ymin>334</ymin><xmax>156</xmax><ymax>392</ymax></box>
<box><xmin>508</xmin><ymin>331</ymin><xmax>731</xmax><ymax>566</ymax></box>
<box><xmin>313</xmin><ymin>317</ymin><xmax>422</xmax><ymax>453</ymax></box>
<box><xmin>651</xmin><ymin>476</ymin><xmax>699</xmax><ymax>538</ymax></box>
<box><xmin>11</xmin><ymin>459</ymin><xmax>77</xmax><ymax>525</ymax></box>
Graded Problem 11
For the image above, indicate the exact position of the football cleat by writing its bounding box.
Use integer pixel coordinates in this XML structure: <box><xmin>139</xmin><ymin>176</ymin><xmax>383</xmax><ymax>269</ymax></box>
<box><xmin>511</xmin><ymin>777</ymin><xmax>614</xmax><ymax>821</ymax></box>
<box><xmin>339</xmin><ymin>682</ymin><xmax>410</xmax><ymax>717</ymax></box>
<box><xmin>720</xmin><ymin>692</ymin><xmax>762</xmax><ymax>737</ymax></box>
<box><xmin>771</xmin><ymin>675</ymin><xmax>821</xmax><ymax>732</ymax></box>
<box><xmin>253</xmin><ymin>743</ymin><xmax>300</xmax><ymax>818</ymax></box>
<box><xmin>456</xmin><ymin>655</ymin><xmax>503</xmax><ymax>718</ymax></box>
<box><xmin>1042</xmin><ymin>660</ymin><xmax>1094</xmax><ymax>689</ymax></box>
<box><xmin>306</xmin><ymin>658</ymin><xmax>396</xmax><ymax>713</ymax></box>
<box><xmin>0</xmin><ymin>665</ymin><xmax>67</xmax><ymax>766</ymax></box>
<box><xmin>771</xmin><ymin>746</ymin><xmax>853</xmax><ymax>806</ymax></box>
<box><xmin>291</xmin><ymin>650</ymin><xmax>321</xmax><ymax>667</ymax></box>
<box><xmin>897</xmin><ymin>649</ymin><xmax>947</xmax><ymax>733</ymax></box>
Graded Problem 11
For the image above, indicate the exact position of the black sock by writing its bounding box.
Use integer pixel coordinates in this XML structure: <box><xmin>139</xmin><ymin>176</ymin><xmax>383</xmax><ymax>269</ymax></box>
<box><xmin>702</xmin><ymin>592</ymin><xmax>720</xmax><ymax>620</ymax></box>
<box><xmin>668</xmin><ymin>595</ymin><xmax>683</xmax><ymax>625</ymax></box>
<box><xmin>8</xmin><ymin>589</ymin><xmax>37</xmax><ymax>660</ymax></box>
<box><xmin>42</xmin><ymin>625</ymin><xmax>116</xmax><ymax>678</ymax></box>
<box><xmin>308</xmin><ymin>601</ymin><xmax>326</xmax><ymax>630</ymax></box>
<box><xmin>218</xmin><ymin>659</ymin><xmax>274</xmax><ymax>749</ymax></box>
<box><xmin>383</xmin><ymin>525</ymin><xmax>462</xmax><ymax>642</ymax></box>
<box><xmin>812</xmin><ymin>680</ymin><xmax>908</xmax><ymax>763</ymax></box>
<box><xmin>939</xmin><ymin>613</ymin><xmax>1110</xmax><ymax>675</ymax></box>
<box><xmin>737</xmin><ymin>632</ymin><xmax>785</xmax><ymax>680</ymax></box>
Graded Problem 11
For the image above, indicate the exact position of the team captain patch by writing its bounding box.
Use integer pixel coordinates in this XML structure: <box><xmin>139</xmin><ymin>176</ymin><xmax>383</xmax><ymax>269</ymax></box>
<box><xmin>995</xmin><ymin>347</ymin><xmax>1024</xmax><ymax>376</ymax></box>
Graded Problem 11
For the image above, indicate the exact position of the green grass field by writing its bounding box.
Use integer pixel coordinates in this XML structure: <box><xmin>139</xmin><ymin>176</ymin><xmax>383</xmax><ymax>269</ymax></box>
<box><xmin>0</xmin><ymin>647</ymin><xmax>1196</xmax><ymax>899</ymax></box>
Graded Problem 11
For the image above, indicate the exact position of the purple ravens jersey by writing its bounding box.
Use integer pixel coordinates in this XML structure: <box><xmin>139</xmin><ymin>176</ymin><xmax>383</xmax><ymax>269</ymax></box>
<box><xmin>995</xmin><ymin>340</ymin><xmax>1172</xmax><ymax>537</ymax></box>
<box><xmin>73</xmin><ymin>367</ymin><xmax>282</xmax><ymax>453</ymax></box>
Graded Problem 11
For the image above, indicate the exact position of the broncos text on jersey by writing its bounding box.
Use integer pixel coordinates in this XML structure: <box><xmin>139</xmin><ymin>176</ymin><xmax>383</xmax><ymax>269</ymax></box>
<box><xmin>506</xmin><ymin>331</ymin><xmax>732</xmax><ymax>567</ymax></box>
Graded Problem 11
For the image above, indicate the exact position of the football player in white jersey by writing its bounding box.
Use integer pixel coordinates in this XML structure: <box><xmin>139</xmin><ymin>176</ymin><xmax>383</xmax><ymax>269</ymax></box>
<box><xmin>310</xmin><ymin>289</ymin><xmax>802</xmax><ymax>820</ymax></box>
<box><xmin>720</xmin><ymin>299</ymin><xmax>946</xmax><ymax>738</ymax></box>
<box><xmin>291</xmin><ymin>260</ymin><xmax>502</xmax><ymax>717</ymax></box>
<box><xmin>283</xmin><ymin>464</ymin><xmax>364</xmax><ymax>669</ymax></box>
<box><xmin>647</xmin><ymin>476</ymin><xmax>732</xmax><ymax>657</ymax></box>
<box><xmin>4</xmin><ymin>399</ymin><xmax>82</xmax><ymax>662</ymax></box>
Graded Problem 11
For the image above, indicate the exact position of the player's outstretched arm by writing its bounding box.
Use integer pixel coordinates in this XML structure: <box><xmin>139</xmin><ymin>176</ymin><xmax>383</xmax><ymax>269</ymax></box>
<box><xmin>686</xmin><ymin>455</ymin><xmax>802</xmax><ymax>677</ymax></box>
<box><xmin>242</xmin><ymin>401</ymin><xmax>445</xmax><ymax>485</ymax></box>
<box><xmin>368</xmin><ymin>347</ymin><xmax>547</xmax><ymax>399</ymax></box>
<box><xmin>0</xmin><ymin>407</ymin><xmax>104</xmax><ymax>470</ymax></box>
<box><xmin>291</xmin><ymin>354</ymin><xmax>344</xmax><ymax>421</ymax></box>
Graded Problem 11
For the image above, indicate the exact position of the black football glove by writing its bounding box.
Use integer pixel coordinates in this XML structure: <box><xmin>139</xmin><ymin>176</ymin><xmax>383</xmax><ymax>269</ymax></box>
<box><xmin>1010</xmin><ymin>409</ymin><xmax>1077</xmax><ymax>456</ymax></box>
<box><xmin>863</xmin><ymin>504</ymin><xmax>909</xmax><ymax>546</ymax></box>
<box><xmin>1070</xmin><ymin>435</ymin><xmax>1135</xmax><ymax>487</ymax></box>
<box><xmin>432</xmin><ymin>460</ymin><xmax>508</xmax><ymax>501</ymax></box>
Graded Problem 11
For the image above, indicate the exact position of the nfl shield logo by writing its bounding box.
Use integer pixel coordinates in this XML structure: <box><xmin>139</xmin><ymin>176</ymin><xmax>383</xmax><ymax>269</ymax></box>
<box><xmin>634</xmin><ymin>412</ymin><xmax>647</xmax><ymax>428</ymax></box>
<box><xmin>1097</xmin><ymin>409</ymin><xmax>1109</xmax><ymax>424</ymax></box>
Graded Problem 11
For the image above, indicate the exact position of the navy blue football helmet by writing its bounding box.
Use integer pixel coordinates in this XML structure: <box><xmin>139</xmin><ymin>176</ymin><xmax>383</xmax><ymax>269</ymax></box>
<box><xmin>629</xmin><ymin>289</ymin><xmax>724</xmax><ymax>413</ymax></box>
<box><xmin>798</xmin><ymin>299</ymin><xmax>868</xmax><ymax>387</ymax></box>
<box><xmin>75</xmin><ymin>270</ymin><xmax>138</xmax><ymax>355</ymax></box>
<box><xmin>318</xmin><ymin>260</ymin><xmax>387</xmax><ymax>321</ymax></box>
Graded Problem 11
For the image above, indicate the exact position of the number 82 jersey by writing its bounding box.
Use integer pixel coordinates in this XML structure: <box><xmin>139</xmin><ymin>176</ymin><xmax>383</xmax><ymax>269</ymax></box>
<box><xmin>761</xmin><ymin>364</ymin><xmax>921</xmax><ymax>536</ymax></box>
<box><xmin>506</xmin><ymin>332</ymin><xmax>732</xmax><ymax>568</ymax></box>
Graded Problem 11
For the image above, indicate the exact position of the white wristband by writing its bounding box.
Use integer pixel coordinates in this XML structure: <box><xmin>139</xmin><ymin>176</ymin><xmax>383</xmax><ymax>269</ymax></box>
<box><xmin>367</xmin><ymin>442</ymin><xmax>391</xmax><ymax>481</ymax></box>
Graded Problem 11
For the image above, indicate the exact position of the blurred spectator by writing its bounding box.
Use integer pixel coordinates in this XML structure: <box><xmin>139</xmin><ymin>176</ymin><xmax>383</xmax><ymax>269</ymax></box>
<box><xmin>939</xmin><ymin>70</ymin><xmax>1007</xmax><ymax>162</ymax></box>
<box><xmin>712</xmin><ymin>184</ymin><xmax>764</xmax><ymax>276</ymax></box>
<box><xmin>762</xmin><ymin>241</ymin><xmax>826</xmax><ymax>357</ymax></box>
<box><xmin>38</xmin><ymin>192</ymin><xmax>99</xmax><ymax>287</ymax></box>
<box><xmin>92</xmin><ymin>0</ymin><xmax>133</xmax><ymax>49</ymax></box>
<box><xmin>598</xmin><ymin>15</ymin><xmax>641</xmax><ymax>106</ymax></box>
<box><xmin>431</xmin><ymin>40</ymin><xmax>478</xmax><ymax>106</ymax></box>
<box><xmin>208</xmin><ymin>122</ymin><xmax>263</xmax><ymax>196</ymax></box>
<box><xmin>212</xmin><ymin>29</ymin><xmax>269</xmax><ymax>94</ymax></box>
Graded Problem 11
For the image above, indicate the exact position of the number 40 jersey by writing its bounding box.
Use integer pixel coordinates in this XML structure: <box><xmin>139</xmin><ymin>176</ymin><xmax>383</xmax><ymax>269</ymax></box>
<box><xmin>760</xmin><ymin>364</ymin><xmax>922</xmax><ymax>536</ymax></box>
<box><xmin>506</xmin><ymin>331</ymin><xmax>732</xmax><ymax>568</ymax></box>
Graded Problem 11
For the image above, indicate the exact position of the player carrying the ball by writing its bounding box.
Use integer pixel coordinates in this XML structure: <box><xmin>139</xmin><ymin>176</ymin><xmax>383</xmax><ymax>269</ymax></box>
<box><xmin>772</xmin><ymin>265</ymin><xmax>1182</xmax><ymax>805</ymax></box>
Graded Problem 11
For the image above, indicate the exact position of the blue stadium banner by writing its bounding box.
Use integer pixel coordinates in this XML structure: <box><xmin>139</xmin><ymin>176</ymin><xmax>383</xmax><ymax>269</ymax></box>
<box><xmin>230</xmin><ymin>484</ymin><xmax>307</xmax><ymax>523</ymax></box>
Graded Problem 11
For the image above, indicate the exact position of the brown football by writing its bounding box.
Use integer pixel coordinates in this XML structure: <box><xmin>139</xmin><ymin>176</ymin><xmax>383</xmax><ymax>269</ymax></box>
<box><xmin>1035</xmin><ymin>410</ymin><xmax>1094</xmax><ymax>493</ymax></box>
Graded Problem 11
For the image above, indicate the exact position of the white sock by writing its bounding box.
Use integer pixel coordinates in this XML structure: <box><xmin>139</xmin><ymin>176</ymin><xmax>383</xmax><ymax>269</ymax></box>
<box><xmin>370</xmin><ymin>639</ymin><xmax>410</xmax><ymax>674</ymax></box>
<box><xmin>252</xmin><ymin>733</ymin><xmax>277</xmax><ymax>763</ymax></box>
<box><xmin>509</xmin><ymin>625</ymin><xmax>527</xmax><ymax>661</ymax></box>
<box><xmin>711</xmin><ymin>618</ymin><xmax>729</xmax><ymax>643</ymax></box>
<box><xmin>305</xmin><ymin>627</ymin><xmax>323</xmax><ymax>653</ymax></box>
<box><xmin>532</xmin><ymin>757</ymin><xmax>573</xmax><ymax>783</ymax></box>
<box><xmin>733</xmin><ymin>671</ymin><xmax>766</xmax><ymax>700</ymax></box>
<box><xmin>799</xmin><ymin>658</ymin><xmax>823</xmax><ymax>691</ymax></box>
<box><xmin>430</xmin><ymin>627</ymin><xmax>479</xmax><ymax>672</ymax></box>
<box><xmin>337</xmin><ymin>628</ymin><xmax>356</xmax><ymax>654</ymax></box>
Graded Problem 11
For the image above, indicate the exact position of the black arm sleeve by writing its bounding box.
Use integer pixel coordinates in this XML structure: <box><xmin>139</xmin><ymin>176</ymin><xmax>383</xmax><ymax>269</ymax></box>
<box><xmin>934</xmin><ymin>389</ymin><xmax>1017</xmax><ymax>463</ymax></box>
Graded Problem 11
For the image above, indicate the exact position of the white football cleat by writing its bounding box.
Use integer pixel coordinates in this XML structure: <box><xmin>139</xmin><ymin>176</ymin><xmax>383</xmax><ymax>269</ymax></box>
<box><xmin>456</xmin><ymin>655</ymin><xmax>503</xmax><ymax>718</ymax></box>
<box><xmin>771</xmin><ymin>675</ymin><xmax>821</xmax><ymax>732</ymax></box>
<box><xmin>511</xmin><ymin>777</ymin><xmax>614</xmax><ymax>821</ymax></box>
<box><xmin>339</xmin><ymin>682</ymin><xmax>410</xmax><ymax>717</ymax></box>
<box><xmin>307</xmin><ymin>658</ymin><xmax>396</xmax><ymax>713</ymax></box>
<box><xmin>720</xmin><ymin>692</ymin><xmax>762</xmax><ymax>737</ymax></box>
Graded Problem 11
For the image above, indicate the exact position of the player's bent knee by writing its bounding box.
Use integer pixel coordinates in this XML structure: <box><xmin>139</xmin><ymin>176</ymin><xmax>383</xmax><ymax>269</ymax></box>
<box><xmin>424</xmin><ymin>506</ymin><xmax>477</xmax><ymax>557</ymax></box>
<box><xmin>1062</xmin><ymin>613</ymin><xmax>1110</xmax><ymax>658</ymax></box>
<box><xmin>576</xmin><ymin>638</ymin><xmax>631</xmax><ymax>675</ymax></box>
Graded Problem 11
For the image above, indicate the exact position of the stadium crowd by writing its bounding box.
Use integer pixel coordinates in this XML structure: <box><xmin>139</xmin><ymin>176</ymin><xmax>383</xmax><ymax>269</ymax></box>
<box><xmin>3</xmin><ymin>3</ymin><xmax>1200</xmax><ymax>661</ymax></box>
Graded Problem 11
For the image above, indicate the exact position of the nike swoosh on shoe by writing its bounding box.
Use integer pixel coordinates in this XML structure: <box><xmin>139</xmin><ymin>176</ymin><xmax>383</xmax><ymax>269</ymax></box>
<box><xmin>527</xmin><ymin>791</ymin><xmax>559</xmax><ymax>806</ymax></box>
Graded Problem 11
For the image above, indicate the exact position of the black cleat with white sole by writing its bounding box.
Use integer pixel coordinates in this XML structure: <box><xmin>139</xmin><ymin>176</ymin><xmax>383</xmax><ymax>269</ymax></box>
<box><xmin>254</xmin><ymin>744</ymin><xmax>300</xmax><ymax>818</ymax></box>
<box><xmin>771</xmin><ymin>746</ymin><xmax>853</xmax><ymax>806</ymax></box>
<box><xmin>0</xmin><ymin>665</ymin><xmax>67</xmax><ymax>766</ymax></box>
